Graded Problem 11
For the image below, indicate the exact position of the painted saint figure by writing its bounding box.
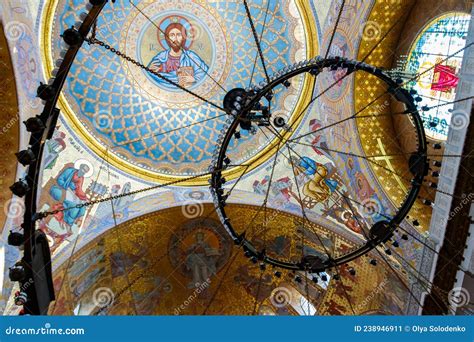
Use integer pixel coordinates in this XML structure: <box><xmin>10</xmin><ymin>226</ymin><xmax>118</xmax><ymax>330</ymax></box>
<box><xmin>49</xmin><ymin>163</ymin><xmax>90</xmax><ymax>227</ymax></box>
<box><xmin>147</xmin><ymin>22</ymin><xmax>209</xmax><ymax>87</ymax></box>
<box><xmin>184</xmin><ymin>231</ymin><xmax>219</xmax><ymax>288</ymax></box>
<box><xmin>291</xmin><ymin>156</ymin><xmax>338</xmax><ymax>204</ymax></box>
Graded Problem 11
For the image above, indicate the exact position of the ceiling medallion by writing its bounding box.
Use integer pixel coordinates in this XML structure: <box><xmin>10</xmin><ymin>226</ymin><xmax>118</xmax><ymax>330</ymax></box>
<box><xmin>121</xmin><ymin>0</ymin><xmax>231</xmax><ymax>108</ymax></box>
<box><xmin>41</xmin><ymin>0</ymin><xmax>315</xmax><ymax>182</ymax></box>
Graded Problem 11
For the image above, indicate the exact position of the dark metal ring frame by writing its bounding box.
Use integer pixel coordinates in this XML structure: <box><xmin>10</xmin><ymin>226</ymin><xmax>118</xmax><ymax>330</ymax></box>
<box><xmin>8</xmin><ymin>0</ymin><xmax>425</xmax><ymax>314</ymax></box>
<box><xmin>210</xmin><ymin>56</ymin><xmax>428</xmax><ymax>273</ymax></box>
<box><xmin>9</xmin><ymin>0</ymin><xmax>108</xmax><ymax>315</ymax></box>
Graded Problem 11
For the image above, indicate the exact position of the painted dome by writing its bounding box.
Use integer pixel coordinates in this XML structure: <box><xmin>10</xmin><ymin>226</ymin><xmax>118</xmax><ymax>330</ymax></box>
<box><xmin>44</xmin><ymin>0</ymin><xmax>315</xmax><ymax>180</ymax></box>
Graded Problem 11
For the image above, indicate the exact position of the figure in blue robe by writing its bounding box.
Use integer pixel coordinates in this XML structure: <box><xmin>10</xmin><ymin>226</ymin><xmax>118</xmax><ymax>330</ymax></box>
<box><xmin>49</xmin><ymin>164</ymin><xmax>89</xmax><ymax>226</ymax></box>
<box><xmin>147</xmin><ymin>22</ymin><xmax>209</xmax><ymax>88</ymax></box>
<box><xmin>147</xmin><ymin>49</ymin><xmax>208</xmax><ymax>86</ymax></box>
<box><xmin>298</xmin><ymin>157</ymin><xmax>338</xmax><ymax>192</ymax></box>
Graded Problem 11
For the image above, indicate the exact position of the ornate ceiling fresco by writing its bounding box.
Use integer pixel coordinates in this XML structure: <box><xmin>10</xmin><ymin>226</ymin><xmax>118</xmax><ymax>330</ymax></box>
<box><xmin>0</xmin><ymin>0</ymin><xmax>44</xmax><ymax>312</ymax></box>
<box><xmin>353</xmin><ymin>0</ymin><xmax>433</xmax><ymax>229</ymax></box>
<box><xmin>353</xmin><ymin>0</ymin><xmax>469</xmax><ymax>234</ymax></box>
<box><xmin>349</xmin><ymin>0</ymin><xmax>435</xmax><ymax>232</ymax></box>
<box><xmin>49</xmin><ymin>204</ymin><xmax>410</xmax><ymax>316</ymax></box>
<box><xmin>2</xmin><ymin>0</ymin><xmax>460</xmax><ymax>315</ymax></box>
<box><xmin>42</xmin><ymin>0</ymin><xmax>316</xmax><ymax>181</ymax></box>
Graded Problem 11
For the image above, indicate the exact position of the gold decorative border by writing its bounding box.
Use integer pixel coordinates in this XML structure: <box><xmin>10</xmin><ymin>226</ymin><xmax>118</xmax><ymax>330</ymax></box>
<box><xmin>40</xmin><ymin>0</ymin><xmax>318</xmax><ymax>185</ymax></box>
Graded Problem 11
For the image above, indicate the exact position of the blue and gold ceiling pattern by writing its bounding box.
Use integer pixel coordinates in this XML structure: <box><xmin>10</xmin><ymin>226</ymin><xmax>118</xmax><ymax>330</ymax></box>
<box><xmin>46</xmin><ymin>0</ymin><xmax>313</xmax><ymax>179</ymax></box>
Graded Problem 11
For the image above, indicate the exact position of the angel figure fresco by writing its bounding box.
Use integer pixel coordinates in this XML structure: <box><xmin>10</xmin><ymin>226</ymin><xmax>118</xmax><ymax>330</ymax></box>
<box><xmin>345</xmin><ymin>157</ymin><xmax>375</xmax><ymax>201</ymax></box>
<box><xmin>289</xmin><ymin>156</ymin><xmax>339</xmax><ymax>207</ymax></box>
<box><xmin>321</xmin><ymin>197</ymin><xmax>368</xmax><ymax>236</ymax></box>
<box><xmin>147</xmin><ymin>22</ymin><xmax>208</xmax><ymax>88</ymax></box>
<box><xmin>253</xmin><ymin>176</ymin><xmax>293</xmax><ymax>207</ymax></box>
<box><xmin>307</xmin><ymin>119</ymin><xmax>332</xmax><ymax>160</ymax></box>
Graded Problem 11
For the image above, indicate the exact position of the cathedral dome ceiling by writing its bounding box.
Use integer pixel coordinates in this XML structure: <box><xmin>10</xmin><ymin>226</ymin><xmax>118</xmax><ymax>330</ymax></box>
<box><xmin>2</xmin><ymin>0</ymin><xmax>467</xmax><ymax>315</ymax></box>
<box><xmin>30</xmin><ymin>0</ymin><xmax>436</xmax><ymax>284</ymax></box>
<box><xmin>42</xmin><ymin>0</ymin><xmax>315</xmax><ymax>182</ymax></box>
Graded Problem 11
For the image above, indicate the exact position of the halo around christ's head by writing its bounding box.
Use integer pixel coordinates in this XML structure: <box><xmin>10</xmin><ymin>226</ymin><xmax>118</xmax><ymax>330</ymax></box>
<box><xmin>157</xmin><ymin>15</ymin><xmax>194</xmax><ymax>50</ymax></box>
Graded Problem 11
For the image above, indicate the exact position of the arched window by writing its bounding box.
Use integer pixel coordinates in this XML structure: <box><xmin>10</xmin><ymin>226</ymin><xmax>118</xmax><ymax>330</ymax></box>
<box><xmin>405</xmin><ymin>12</ymin><xmax>471</xmax><ymax>140</ymax></box>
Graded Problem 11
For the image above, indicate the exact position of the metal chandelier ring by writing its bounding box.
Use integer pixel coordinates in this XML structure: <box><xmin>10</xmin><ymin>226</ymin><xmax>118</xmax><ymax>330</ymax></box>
<box><xmin>210</xmin><ymin>56</ymin><xmax>428</xmax><ymax>273</ymax></box>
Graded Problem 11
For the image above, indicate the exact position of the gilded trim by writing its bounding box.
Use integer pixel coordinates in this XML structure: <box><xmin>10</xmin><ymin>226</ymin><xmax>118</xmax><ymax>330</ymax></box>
<box><xmin>40</xmin><ymin>0</ymin><xmax>318</xmax><ymax>184</ymax></box>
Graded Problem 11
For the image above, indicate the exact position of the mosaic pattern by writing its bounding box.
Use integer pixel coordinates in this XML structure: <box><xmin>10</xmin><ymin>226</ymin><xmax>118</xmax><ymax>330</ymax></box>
<box><xmin>49</xmin><ymin>205</ymin><xmax>409</xmax><ymax>315</ymax></box>
<box><xmin>405</xmin><ymin>12</ymin><xmax>470</xmax><ymax>140</ymax></box>
<box><xmin>354</xmin><ymin>0</ymin><xmax>433</xmax><ymax>232</ymax></box>
<box><xmin>52</xmin><ymin>0</ymin><xmax>308</xmax><ymax>176</ymax></box>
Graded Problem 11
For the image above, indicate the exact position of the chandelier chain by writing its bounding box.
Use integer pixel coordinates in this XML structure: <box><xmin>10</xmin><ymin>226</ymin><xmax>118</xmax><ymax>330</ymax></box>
<box><xmin>85</xmin><ymin>37</ymin><xmax>226</xmax><ymax>112</ymax></box>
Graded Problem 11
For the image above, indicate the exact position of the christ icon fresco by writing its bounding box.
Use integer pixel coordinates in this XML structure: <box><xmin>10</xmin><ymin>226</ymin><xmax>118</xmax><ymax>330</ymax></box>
<box><xmin>147</xmin><ymin>22</ymin><xmax>209</xmax><ymax>88</ymax></box>
<box><xmin>184</xmin><ymin>231</ymin><xmax>219</xmax><ymax>288</ymax></box>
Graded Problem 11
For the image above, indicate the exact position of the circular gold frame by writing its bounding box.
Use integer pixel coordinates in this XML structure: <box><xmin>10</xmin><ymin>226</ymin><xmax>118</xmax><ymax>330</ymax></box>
<box><xmin>40</xmin><ymin>0</ymin><xmax>318</xmax><ymax>185</ymax></box>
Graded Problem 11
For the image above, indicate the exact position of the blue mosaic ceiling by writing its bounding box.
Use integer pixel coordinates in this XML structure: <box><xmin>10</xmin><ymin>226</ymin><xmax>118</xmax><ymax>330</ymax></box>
<box><xmin>51</xmin><ymin>0</ymin><xmax>311</xmax><ymax>177</ymax></box>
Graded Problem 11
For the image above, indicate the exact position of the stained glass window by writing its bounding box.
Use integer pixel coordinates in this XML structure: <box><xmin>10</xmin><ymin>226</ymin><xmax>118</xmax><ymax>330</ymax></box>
<box><xmin>405</xmin><ymin>12</ymin><xmax>471</xmax><ymax>140</ymax></box>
